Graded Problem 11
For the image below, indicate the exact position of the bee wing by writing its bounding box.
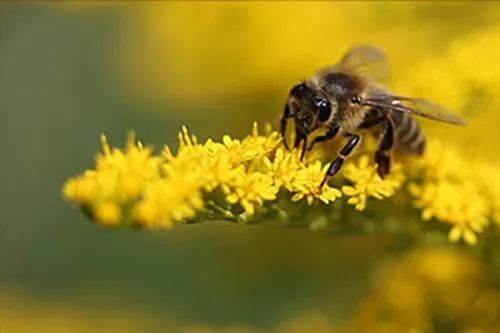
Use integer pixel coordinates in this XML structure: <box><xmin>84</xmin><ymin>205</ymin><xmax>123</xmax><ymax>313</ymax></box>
<box><xmin>361</xmin><ymin>92</ymin><xmax>467</xmax><ymax>126</ymax></box>
<box><xmin>337</xmin><ymin>45</ymin><xmax>389</xmax><ymax>80</ymax></box>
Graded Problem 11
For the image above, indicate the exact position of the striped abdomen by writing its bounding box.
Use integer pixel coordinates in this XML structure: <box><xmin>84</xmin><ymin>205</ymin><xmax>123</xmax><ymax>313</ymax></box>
<box><xmin>392</xmin><ymin>111</ymin><xmax>425</xmax><ymax>155</ymax></box>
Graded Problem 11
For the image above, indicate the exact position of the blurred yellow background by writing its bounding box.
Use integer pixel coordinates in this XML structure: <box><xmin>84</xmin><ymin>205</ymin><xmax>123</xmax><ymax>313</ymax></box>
<box><xmin>1</xmin><ymin>2</ymin><xmax>499</xmax><ymax>332</ymax></box>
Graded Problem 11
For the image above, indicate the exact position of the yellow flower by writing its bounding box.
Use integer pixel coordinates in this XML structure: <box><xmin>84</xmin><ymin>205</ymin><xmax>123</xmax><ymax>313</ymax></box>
<box><xmin>410</xmin><ymin>181</ymin><xmax>489</xmax><ymax>246</ymax></box>
<box><xmin>409</xmin><ymin>140</ymin><xmax>499</xmax><ymax>245</ymax></box>
<box><xmin>93</xmin><ymin>202</ymin><xmax>121</xmax><ymax>227</ymax></box>
<box><xmin>476</xmin><ymin>163</ymin><xmax>500</xmax><ymax>227</ymax></box>
<box><xmin>223</xmin><ymin>171</ymin><xmax>278</xmax><ymax>215</ymax></box>
<box><xmin>62</xmin><ymin>170</ymin><xmax>97</xmax><ymax>204</ymax></box>
<box><xmin>240</xmin><ymin>122</ymin><xmax>282</xmax><ymax>161</ymax></box>
<box><xmin>134</xmin><ymin>175</ymin><xmax>203</xmax><ymax>228</ymax></box>
<box><xmin>63</xmin><ymin>132</ymin><xmax>162</xmax><ymax>227</ymax></box>
<box><xmin>263</xmin><ymin>147</ymin><xmax>302</xmax><ymax>189</ymax></box>
<box><xmin>289</xmin><ymin>161</ymin><xmax>342</xmax><ymax>205</ymax></box>
<box><xmin>342</xmin><ymin>155</ymin><xmax>405</xmax><ymax>211</ymax></box>
<box><xmin>68</xmin><ymin>133</ymin><xmax>161</xmax><ymax>204</ymax></box>
<box><xmin>63</xmin><ymin>123</ymin><xmax>499</xmax><ymax>246</ymax></box>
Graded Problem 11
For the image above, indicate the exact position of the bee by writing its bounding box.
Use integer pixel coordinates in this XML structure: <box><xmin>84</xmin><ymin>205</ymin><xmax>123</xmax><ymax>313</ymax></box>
<box><xmin>281</xmin><ymin>46</ymin><xmax>466</xmax><ymax>188</ymax></box>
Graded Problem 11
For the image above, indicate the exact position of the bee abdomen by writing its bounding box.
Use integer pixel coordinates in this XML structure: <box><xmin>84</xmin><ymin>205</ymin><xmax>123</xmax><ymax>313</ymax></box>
<box><xmin>393</xmin><ymin>112</ymin><xmax>425</xmax><ymax>155</ymax></box>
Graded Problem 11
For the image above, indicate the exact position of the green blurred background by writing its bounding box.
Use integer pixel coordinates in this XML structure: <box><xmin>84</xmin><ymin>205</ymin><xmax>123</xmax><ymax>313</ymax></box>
<box><xmin>1</xmin><ymin>2</ymin><xmax>499</xmax><ymax>332</ymax></box>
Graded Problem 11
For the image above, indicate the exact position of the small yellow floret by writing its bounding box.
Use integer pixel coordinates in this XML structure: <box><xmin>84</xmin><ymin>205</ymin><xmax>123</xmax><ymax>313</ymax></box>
<box><xmin>63</xmin><ymin>172</ymin><xmax>97</xmax><ymax>204</ymax></box>
<box><xmin>93</xmin><ymin>202</ymin><xmax>121</xmax><ymax>227</ymax></box>
<box><xmin>223</xmin><ymin>171</ymin><xmax>278</xmax><ymax>215</ymax></box>
<box><xmin>263</xmin><ymin>148</ymin><xmax>302</xmax><ymax>189</ymax></box>
<box><xmin>342</xmin><ymin>155</ymin><xmax>405</xmax><ymax>211</ymax></box>
<box><xmin>289</xmin><ymin>161</ymin><xmax>342</xmax><ymax>205</ymax></box>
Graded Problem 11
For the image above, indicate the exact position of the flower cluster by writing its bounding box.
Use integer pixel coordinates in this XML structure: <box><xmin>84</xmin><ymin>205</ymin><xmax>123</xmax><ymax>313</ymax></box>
<box><xmin>63</xmin><ymin>122</ymin><xmax>409</xmax><ymax>228</ymax></box>
<box><xmin>63</xmin><ymin>133</ymin><xmax>162</xmax><ymax>226</ymax></box>
<box><xmin>409</xmin><ymin>140</ymin><xmax>500</xmax><ymax>245</ymax></box>
<box><xmin>342</xmin><ymin>155</ymin><xmax>405</xmax><ymax>211</ymax></box>
<box><xmin>63</xmin><ymin>119</ymin><xmax>500</xmax><ymax>246</ymax></box>
<box><xmin>63</xmin><ymin>122</ymin><xmax>500</xmax><ymax>246</ymax></box>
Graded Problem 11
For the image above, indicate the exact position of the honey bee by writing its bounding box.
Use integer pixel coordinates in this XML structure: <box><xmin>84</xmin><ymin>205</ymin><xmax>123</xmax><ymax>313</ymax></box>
<box><xmin>281</xmin><ymin>46</ymin><xmax>466</xmax><ymax>188</ymax></box>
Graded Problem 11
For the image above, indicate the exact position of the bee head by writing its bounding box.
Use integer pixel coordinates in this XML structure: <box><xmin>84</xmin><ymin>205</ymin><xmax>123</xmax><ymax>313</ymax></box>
<box><xmin>288</xmin><ymin>83</ymin><xmax>333</xmax><ymax>135</ymax></box>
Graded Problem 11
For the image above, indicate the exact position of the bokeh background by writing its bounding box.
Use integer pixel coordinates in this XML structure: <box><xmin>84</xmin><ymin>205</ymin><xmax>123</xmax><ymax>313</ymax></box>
<box><xmin>1</xmin><ymin>2</ymin><xmax>499</xmax><ymax>332</ymax></box>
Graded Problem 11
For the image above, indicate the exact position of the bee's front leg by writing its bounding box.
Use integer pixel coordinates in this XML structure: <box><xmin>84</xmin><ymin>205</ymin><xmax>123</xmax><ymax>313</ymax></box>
<box><xmin>299</xmin><ymin>134</ymin><xmax>308</xmax><ymax>161</ymax></box>
<box><xmin>307</xmin><ymin>124</ymin><xmax>340</xmax><ymax>151</ymax></box>
<box><xmin>320</xmin><ymin>133</ymin><xmax>361</xmax><ymax>188</ymax></box>
<box><xmin>280</xmin><ymin>103</ymin><xmax>293</xmax><ymax>150</ymax></box>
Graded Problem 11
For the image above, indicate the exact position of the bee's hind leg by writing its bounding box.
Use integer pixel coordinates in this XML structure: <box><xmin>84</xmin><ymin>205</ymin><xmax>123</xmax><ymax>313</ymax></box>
<box><xmin>375</xmin><ymin>117</ymin><xmax>394</xmax><ymax>178</ymax></box>
<box><xmin>320</xmin><ymin>133</ymin><xmax>361</xmax><ymax>188</ymax></box>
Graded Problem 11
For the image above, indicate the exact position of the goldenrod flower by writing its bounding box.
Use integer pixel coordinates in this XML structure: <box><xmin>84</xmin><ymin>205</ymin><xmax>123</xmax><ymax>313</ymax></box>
<box><xmin>63</xmin><ymin>132</ymin><xmax>162</xmax><ymax>226</ymax></box>
<box><xmin>342</xmin><ymin>155</ymin><xmax>405</xmax><ymax>211</ymax></box>
<box><xmin>409</xmin><ymin>140</ymin><xmax>498</xmax><ymax>245</ymax></box>
<box><xmin>63</xmin><ymin>122</ymin><xmax>500</xmax><ymax>245</ymax></box>
<box><xmin>63</xmin><ymin>123</ymin><xmax>340</xmax><ymax>227</ymax></box>
<box><xmin>94</xmin><ymin>202</ymin><xmax>121</xmax><ymax>227</ymax></box>
<box><xmin>222</xmin><ymin>171</ymin><xmax>277</xmax><ymax>215</ymax></box>
<box><xmin>263</xmin><ymin>147</ymin><xmax>302</xmax><ymax>189</ymax></box>
<box><xmin>289</xmin><ymin>162</ymin><xmax>342</xmax><ymax>205</ymax></box>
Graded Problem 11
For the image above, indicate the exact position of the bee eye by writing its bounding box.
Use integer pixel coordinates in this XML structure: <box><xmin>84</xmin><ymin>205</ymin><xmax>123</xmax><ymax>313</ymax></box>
<box><xmin>290</xmin><ymin>83</ymin><xmax>307</xmax><ymax>96</ymax></box>
<box><xmin>313</xmin><ymin>97</ymin><xmax>331</xmax><ymax>122</ymax></box>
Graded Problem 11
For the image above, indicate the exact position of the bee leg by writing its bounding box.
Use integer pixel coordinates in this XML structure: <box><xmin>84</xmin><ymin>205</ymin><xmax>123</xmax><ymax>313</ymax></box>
<box><xmin>294</xmin><ymin>121</ymin><xmax>310</xmax><ymax>162</ymax></box>
<box><xmin>320</xmin><ymin>134</ymin><xmax>361</xmax><ymax>188</ymax></box>
<box><xmin>307</xmin><ymin>124</ymin><xmax>340</xmax><ymax>151</ymax></box>
<box><xmin>294</xmin><ymin>129</ymin><xmax>303</xmax><ymax>149</ymax></box>
<box><xmin>300</xmin><ymin>136</ymin><xmax>308</xmax><ymax>161</ymax></box>
<box><xmin>280</xmin><ymin>104</ymin><xmax>293</xmax><ymax>150</ymax></box>
<box><xmin>375</xmin><ymin>118</ymin><xmax>394</xmax><ymax>178</ymax></box>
